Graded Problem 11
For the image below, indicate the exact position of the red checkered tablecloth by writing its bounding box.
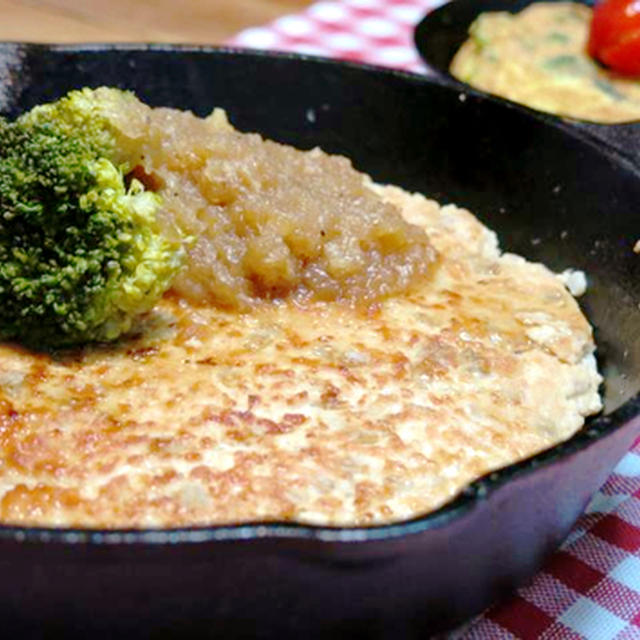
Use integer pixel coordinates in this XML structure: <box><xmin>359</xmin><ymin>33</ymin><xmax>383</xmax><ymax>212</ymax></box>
<box><xmin>231</xmin><ymin>0</ymin><xmax>433</xmax><ymax>73</ymax></box>
<box><xmin>227</xmin><ymin>2</ymin><xmax>640</xmax><ymax>638</ymax></box>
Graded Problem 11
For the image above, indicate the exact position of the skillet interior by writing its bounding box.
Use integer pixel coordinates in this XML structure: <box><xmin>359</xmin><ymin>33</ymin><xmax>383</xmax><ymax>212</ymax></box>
<box><xmin>0</xmin><ymin>43</ymin><xmax>639</xmax><ymax>637</ymax></box>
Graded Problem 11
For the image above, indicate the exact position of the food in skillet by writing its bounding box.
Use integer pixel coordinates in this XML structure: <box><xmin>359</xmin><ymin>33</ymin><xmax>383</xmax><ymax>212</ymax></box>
<box><xmin>0</xmin><ymin>88</ymin><xmax>601</xmax><ymax>528</ymax></box>
<box><xmin>449</xmin><ymin>2</ymin><xmax>640</xmax><ymax>123</ymax></box>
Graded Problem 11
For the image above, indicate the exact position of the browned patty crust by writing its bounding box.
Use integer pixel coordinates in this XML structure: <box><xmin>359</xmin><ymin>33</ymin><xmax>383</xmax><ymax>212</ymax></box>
<box><xmin>0</xmin><ymin>185</ymin><xmax>600</xmax><ymax>528</ymax></box>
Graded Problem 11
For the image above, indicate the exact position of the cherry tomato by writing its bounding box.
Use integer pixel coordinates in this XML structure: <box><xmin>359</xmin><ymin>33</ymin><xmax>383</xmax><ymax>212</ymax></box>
<box><xmin>588</xmin><ymin>0</ymin><xmax>640</xmax><ymax>76</ymax></box>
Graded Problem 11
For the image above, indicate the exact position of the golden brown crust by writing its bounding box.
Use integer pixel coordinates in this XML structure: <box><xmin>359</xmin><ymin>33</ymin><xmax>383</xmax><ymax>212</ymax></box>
<box><xmin>0</xmin><ymin>187</ymin><xmax>601</xmax><ymax>528</ymax></box>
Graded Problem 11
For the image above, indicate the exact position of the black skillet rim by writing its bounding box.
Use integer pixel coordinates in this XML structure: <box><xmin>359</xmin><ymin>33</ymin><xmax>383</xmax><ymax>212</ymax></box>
<box><xmin>413</xmin><ymin>0</ymin><xmax>640</xmax><ymax>128</ymax></box>
<box><xmin>0</xmin><ymin>41</ymin><xmax>638</xmax><ymax>546</ymax></box>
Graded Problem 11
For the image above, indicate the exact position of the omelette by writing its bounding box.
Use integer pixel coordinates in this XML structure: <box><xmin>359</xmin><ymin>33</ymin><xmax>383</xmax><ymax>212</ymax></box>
<box><xmin>450</xmin><ymin>2</ymin><xmax>640</xmax><ymax>123</ymax></box>
<box><xmin>0</xmin><ymin>95</ymin><xmax>602</xmax><ymax>528</ymax></box>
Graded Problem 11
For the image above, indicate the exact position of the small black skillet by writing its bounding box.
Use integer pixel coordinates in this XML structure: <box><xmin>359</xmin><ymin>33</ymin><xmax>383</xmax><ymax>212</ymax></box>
<box><xmin>414</xmin><ymin>0</ymin><xmax>640</xmax><ymax>168</ymax></box>
<box><xmin>0</xmin><ymin>41</ymin><xmax>638</xmax><ymax>639</ymax></box>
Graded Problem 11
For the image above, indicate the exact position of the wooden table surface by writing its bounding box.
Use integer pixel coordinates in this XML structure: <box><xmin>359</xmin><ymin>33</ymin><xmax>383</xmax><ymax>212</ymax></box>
<box><xmin>0</xmin><ymin>0</ymin><xmax>312</xmax><ymax>44</ymax></box>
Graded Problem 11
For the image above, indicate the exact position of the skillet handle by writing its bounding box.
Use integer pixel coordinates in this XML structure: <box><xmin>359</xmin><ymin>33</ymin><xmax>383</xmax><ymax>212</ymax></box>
<box><xmin>568</xmin><ymin>121</ymin><xmax>640</xmax><ymax>170</ymax></box>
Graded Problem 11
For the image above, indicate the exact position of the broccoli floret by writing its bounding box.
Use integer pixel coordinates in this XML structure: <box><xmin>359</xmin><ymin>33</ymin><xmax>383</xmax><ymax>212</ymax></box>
<box><xmin>0</xmin><ymin>89</ymin><xmax>185</xmax><ymax>348</ymax></box>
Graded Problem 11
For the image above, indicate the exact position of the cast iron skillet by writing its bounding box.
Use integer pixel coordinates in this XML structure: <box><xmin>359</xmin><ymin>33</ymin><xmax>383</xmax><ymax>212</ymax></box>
<box><xmin>0</xmin><ymin>42</ymin><xmax>639</xmax><ymax>639</ymax></box>
<box><xmin>414</xmin><ymin>0</ymin><xmax>640</xmax><ymax>168</ymax></box>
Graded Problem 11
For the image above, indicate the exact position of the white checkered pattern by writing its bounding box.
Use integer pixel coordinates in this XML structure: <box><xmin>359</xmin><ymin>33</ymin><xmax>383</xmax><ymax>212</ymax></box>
<box><xmin>228</xmin><ymin>0</ymin><xmax>445</xmax><ymax>73</ymax></box>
